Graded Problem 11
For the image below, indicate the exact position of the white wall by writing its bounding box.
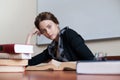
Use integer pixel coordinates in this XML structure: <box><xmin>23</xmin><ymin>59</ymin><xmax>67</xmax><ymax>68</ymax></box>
<box><xmin>86</xmin><ymin>38</ymin><xmax>120</xmax><ymax>56</ymax></box>
<box><xmin>0</xmin><ymin>0</ymin><xmax>36</xmax><ymax>44</ymax></box>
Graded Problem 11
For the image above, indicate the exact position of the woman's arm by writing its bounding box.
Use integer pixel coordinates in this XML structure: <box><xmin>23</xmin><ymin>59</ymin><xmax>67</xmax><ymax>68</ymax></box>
<box><xmin>28</xmin><ymin>48</ymin><xmax>52</xmax><ymax>66</ymax></box>
<box><xmin>25</xmin><ymin>28</ymin><xmax>41</xmax><ymax>45</ymax></box>
<box><xmin>26</xmin><ymin>28</ymin><xmax>52</xmax><ymax>66</ymax></box>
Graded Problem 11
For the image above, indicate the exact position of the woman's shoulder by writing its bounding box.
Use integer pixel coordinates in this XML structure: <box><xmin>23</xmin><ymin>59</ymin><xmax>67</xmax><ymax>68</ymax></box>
<box><xmin>60</xmin><ymin>27</ymin><xmax>75</xmax><ymax>34</ymax></box>
<box><xmin>60</xmin><ymin>26</ymin><xmax>84</xmax><ymax>41</ymax></box>
<box><xmin>60</xmin><ymin>26</ymin><xmax>79</xmax><ymax>36</ymax></box>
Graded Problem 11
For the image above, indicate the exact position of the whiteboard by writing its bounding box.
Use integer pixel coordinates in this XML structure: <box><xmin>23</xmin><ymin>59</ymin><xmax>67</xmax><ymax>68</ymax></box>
<box><xmin>36</xmin><ymin>0</ymin><xmax>120</xmax><ymax>45</ymax></box>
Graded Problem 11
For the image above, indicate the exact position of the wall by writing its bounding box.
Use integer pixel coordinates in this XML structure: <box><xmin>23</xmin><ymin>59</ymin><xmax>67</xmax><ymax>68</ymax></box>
<box><xmin>86</xmin><ymin>38</ymin><xmax>120</xmax><ymax>56</ymax></box>
<box><xmin>0</xmin><ymin>0</ymin><xmax>36</xmax><ymax>44</ymax></box>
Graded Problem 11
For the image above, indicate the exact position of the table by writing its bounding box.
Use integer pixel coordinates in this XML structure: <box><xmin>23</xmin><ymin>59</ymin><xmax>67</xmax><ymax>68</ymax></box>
<box><xmin>0</xmin><ymin>71</ymin><xmax>76</xmax><ymax>80</ymax></box>
<box><xmin>0</xmin><ymin>71</ymin><xmax>120</xmax><ymax>80</ymax></box>
<box><xmin>77</xmin><ymin>74</ymin><xmax>120</xmax><ymax>80</ymax></box>
<box><xmin>26</xmin><ymin>71</ymin><xmax>76</xmax><ymax>80</ymax></box>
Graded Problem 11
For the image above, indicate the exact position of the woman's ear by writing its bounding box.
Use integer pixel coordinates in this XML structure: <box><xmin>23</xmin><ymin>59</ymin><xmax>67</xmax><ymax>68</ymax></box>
<box><xmin>57</xmin><ymin>24</ymin><xmax>59</xmax><ymax>29</ymax></box>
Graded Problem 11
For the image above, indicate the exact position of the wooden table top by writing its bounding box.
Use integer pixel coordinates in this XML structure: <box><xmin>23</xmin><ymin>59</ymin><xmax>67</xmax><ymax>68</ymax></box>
<box><xmin>0</xmin><ymin>71</ymin><xmax>120</xmax><ymax>80</ymax></box>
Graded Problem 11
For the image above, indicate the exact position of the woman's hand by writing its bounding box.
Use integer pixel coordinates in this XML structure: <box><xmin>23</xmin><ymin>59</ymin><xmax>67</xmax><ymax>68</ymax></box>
<box><xmin>28</xmin><ymin>27</ymin><xmax>41</xmax><ymax>36</ymax></box>
<box><xmin>25</xmin><ymin>28</ymin><xmax>41</xmax><ymax>44</ymax></box>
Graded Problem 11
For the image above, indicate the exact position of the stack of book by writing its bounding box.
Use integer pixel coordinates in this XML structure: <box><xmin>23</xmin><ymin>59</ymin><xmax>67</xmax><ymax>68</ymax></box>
<box><xmin>0</xmin><ymin>44</ymin><xmax>33</xmax><ymax>72</ymax></box>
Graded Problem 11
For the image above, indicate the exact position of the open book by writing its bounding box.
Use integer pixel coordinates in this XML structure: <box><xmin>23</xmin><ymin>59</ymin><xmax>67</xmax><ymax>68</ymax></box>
<box><xmin>26</xmin><ymin>59</ymin><xmax>76</xmax><ymax>71</ymax></box>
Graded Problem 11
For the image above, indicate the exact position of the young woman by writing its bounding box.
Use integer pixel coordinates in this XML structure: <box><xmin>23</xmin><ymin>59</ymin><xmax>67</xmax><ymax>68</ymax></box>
<box><xmin>26</xmin><ymin>12</ymin><xmax>94</xmax><ymax>66</ymax></box>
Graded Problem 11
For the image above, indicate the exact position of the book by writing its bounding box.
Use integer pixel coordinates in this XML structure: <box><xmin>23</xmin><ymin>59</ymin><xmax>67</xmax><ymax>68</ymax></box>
<box><xmin>0</xmin><ymin>59</ymin><xmax>28</xmax><ymax>66</ymax></box>
<box><xmin>0</xmin><ymin>66</ymin><xmax>25</xmax><ymax>72</ymax></box>
<box><xmin>76</xmin><ymin>60</ymin><xmax>120</xmax><ymax>74</ymax></box>
<box><xmin>0</xmin><ymin>44</ymin><xmax>33</xmax><ymax>53</ymax></box>
<box><xmin>26</xmin><ymin>59</ymin><xmax>76</xmax><ymax>71</ymax></box>
<box><xmin>0</xmin><ymin>53</ymin><xmax>31</xmax><ymax>59</ymax></box>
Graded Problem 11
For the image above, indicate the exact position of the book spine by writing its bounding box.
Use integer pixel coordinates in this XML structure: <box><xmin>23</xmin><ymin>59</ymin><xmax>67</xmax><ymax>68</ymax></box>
<box><xmin>0</xmin><ymin>53</ymin><xmax>31</xmax><ymax>59</ymax></box>
<box><xmin>0</xmin><ymin>59</ymin><xmax>28</xmax><ymax>66</ymax></box>
<box><xmin>0</xmin><ymin>66</ymin><xmax>25</xmax><ymax>72</ymax></box>
<box><xmin>0</xmin><ymin>44</ymin><xmax>15</xmax><ymax>53</ymax></box>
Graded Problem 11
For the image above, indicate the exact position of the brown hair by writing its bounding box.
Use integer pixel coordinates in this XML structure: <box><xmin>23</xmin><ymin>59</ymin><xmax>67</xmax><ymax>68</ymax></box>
<box><xmin>34</xmin><ymin>12</ymin><xmax>59</xmax><ymax>30</ymax></box>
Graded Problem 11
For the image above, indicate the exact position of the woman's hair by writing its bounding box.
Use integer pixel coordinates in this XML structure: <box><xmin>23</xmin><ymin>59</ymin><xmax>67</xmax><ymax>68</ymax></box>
<box><xmin>34</xmin><ymin>12</ymin><xmax>59</xmax><ymax>30</ymax></box>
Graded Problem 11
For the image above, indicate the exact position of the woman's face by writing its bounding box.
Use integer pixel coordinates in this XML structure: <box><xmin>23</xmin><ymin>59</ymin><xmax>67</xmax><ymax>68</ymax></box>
<box><xmin>39</xmin><ymin>20</ymin><xmax>60</xmax><ymax>40</ymax></box>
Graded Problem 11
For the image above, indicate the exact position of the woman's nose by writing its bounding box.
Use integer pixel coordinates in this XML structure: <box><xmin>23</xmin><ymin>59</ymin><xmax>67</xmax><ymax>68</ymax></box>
<box><xmin>46</xmin><ymin>29</ymin><xmax>51</xmax><ymax>35</ymax></box>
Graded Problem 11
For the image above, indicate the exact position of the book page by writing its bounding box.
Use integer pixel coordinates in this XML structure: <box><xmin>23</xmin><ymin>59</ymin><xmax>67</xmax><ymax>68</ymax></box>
<box><xmin>59</xmin><ymin>62</ymin><xmax>76</xmax><ymax>70</ymax></box>
<box><xmin>49</xmin><ymin>59</ymin><xmax>62</xmax><ymax>67</ymax></box>
<box><xmin>26</xmin><ymin>63</ymin><xmax>56</xmax><ymax>71</ymax></box>
<box><xmin>26</xmin><ymin>59</ymin><xmax>77</xmax><ymax>71</ymax></box>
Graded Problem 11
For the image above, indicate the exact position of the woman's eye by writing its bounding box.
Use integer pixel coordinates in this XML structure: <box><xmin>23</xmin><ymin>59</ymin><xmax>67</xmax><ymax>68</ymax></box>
<box><xmin>47</xmin><ymin>25</ymin><xmax>51</xmax><ymax>29</ymax></box>
<box><xmin>40</xmin><ymin>29</ymin><xmax>46</xmax><ymax>34</ymax></box>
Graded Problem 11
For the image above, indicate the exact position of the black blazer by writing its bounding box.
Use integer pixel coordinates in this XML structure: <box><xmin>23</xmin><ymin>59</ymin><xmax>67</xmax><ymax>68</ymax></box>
<box><xmin>28</xmin><ymin>27</ymin><xmax>94</xmax><ymax>66</ymax></box>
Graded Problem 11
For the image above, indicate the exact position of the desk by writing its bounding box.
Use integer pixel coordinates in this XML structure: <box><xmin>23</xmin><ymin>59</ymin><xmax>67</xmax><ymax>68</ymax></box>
<box><xmin>77</xmin><ymin>74</ymin><xmax>120</xmax><ymax>80</ymax></box>
<box><xmin>0</xmin><ymin>71</ymin><xmax>120</xmax><ymax>80</ymax></box>
<box><xmin>0</xmin><ymin>71</ymin><xmax>76</xmax><ymax>80</ymax></box>
<box><xmin>26</xmin><ymin>71</ymin><xmax>76</xmax><ymax>80</ymax></box>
